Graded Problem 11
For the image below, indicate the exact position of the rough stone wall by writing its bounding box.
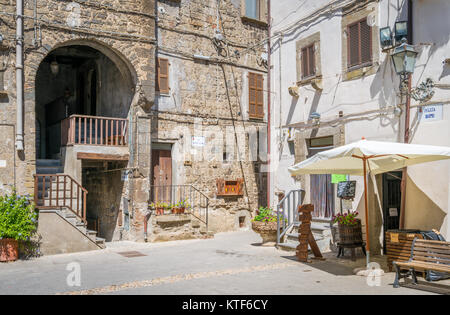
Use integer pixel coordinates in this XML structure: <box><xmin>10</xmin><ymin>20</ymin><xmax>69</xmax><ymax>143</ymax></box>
<box><xmin>83</xmin><ymin>164</ymin><xmax>125</xmax><ymax>242</ymax></box>
<box><xmin>0</xmin><ymin>1</ymin><xmax>156</xmax><ymax>241</ymax></box>
<box><xmin>153</xmin><ymin>0</ymin><xmax>269</xmax><ymax>233</ymax></box>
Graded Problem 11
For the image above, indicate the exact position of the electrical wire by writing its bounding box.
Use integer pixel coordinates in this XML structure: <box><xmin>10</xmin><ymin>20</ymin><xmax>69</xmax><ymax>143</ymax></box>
<box><xmin>0</xmin><ymin>10</ymin><xmax>156</xmax><ymax>43</ymax></box>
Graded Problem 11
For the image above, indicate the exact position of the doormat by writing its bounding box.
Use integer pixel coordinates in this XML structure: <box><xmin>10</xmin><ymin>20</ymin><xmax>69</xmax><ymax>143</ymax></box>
<box><xmin>116</xmin><ymin>251</ymin><xmax>147</xmax><ymax>258</ymax></box>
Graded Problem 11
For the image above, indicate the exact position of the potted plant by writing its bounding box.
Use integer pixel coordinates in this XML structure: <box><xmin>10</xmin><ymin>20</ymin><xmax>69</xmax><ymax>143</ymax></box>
<box><xmin>150</xmin><ymin>202</ymin><xmax>166</xmax><ymax>215</ymax></box>
<box><xmin>0</xmin><ymin>191</ymin><xmax>37</xmax><ymax>262</ymax></box>
<box><xmin>251</xmin><ymin>207</ymin><xmax>283</xmax><ymax>245</ymax></box>
<box><xmin>164</xmin><ymin>203</ymin><xmax>173</xmax><ymax>215</ymax></box>
<box><xmin>332</xmin><ymin>211</ymin><xmax>363</xmax><ymax>245</ymax></box>
<box><xmin>173</xmin><ymin>199</ymin><xmax>189</xmax><ymax>214</ymax></box>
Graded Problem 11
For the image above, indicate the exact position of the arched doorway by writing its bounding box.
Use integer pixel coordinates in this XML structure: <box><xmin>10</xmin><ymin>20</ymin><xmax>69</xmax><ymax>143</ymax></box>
<box><xmin>35</xmin><ymin>44</ymin><xmax>135</xmax><ymax>159</ymax></box>
<box><xmin>34</xmin><ymin>42</ymin><xmax>136</xmax><ymax>241</ymax></box>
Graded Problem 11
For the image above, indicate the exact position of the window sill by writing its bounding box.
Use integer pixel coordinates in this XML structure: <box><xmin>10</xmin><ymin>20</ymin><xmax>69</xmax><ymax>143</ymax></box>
<box><xmin>248</xmin><ymin>116</ymin><xmax>265</xmax><ymax>121</ymax></box>
<box><xmin>343</xmin><ymin>63</ymin><xmax>378</xmax><ymax>81</ymax></box>
<box><xmin>157</xmin><ymin>92</ymin><xmax>171</xmax><ymax>97</ymax></box>
<box><xmin>297</xmin><ymin>75</ymin><xmax>322</xmax><ymax>87</ymax></box>
<box><xmin>241</xmin><ymin>16</ymin><xmax>268</xmax><ymax>28</ymax></box>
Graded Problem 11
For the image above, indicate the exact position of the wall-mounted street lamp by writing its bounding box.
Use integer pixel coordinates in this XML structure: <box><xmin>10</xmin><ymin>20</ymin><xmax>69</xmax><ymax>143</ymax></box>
<box><xmin>391</xmin><ymin>40</ymin><xmax>418</xmax><ymax>77</ymax></box>
<box><xmin>50</xmin><ymin>59</ymin><xmax>59</xmax><ymax>76</ymax></box>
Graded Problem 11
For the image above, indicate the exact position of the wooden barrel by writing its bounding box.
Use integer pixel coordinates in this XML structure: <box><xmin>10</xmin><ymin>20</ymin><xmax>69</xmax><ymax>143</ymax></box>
<box><xmin>338</xmin><ymin>219</ymin><xmax>363</xmax><ymax>245</ymax></box>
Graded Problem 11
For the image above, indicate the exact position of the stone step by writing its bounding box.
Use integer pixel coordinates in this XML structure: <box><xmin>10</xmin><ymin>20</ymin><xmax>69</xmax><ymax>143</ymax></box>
<box><xmin>42</xmin><ymin>198</ymin><xmax>83</xmax><ymax>207</ymax></box>
<box><xmin>95</xmin><ymin>237</ymin><xmax>106</xmax><ymax>249</ymax></box>
<box><xmin>36</xmin><ymin>166</ymin><xmax>64</xmax><ymax>175</ymax></box>
<box><xmin>277</xmin><ymin>242</ymin><xmax>297</xmax><ymax>252</ymax></box>
<box><xmin>287</xmin><ymin>232</ymin><xmax>325</xmax><ymax>241</ymax></box>
<box><xmin>36</xmin><ymin>159</ymin><xmax>61</xmax><ymax>167</ymax></box>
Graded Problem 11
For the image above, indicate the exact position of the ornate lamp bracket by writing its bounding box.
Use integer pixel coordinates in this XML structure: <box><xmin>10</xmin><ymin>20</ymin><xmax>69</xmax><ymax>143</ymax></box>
<box><xmin>400</xmin><ymin>77</ymin><xmax>435</xmax><ymax>103</ymax></box>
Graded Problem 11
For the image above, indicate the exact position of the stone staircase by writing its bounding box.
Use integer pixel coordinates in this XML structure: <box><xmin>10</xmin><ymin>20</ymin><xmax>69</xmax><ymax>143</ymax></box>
<box><xmin>277</xmin><ymin>219</ymin><xmax>332</xmax><ymax>253</ymax></box>
<box><xmin>35</xmin><ymin>159</ymin><xmax>105</xmax><ymax>249</ymax></box>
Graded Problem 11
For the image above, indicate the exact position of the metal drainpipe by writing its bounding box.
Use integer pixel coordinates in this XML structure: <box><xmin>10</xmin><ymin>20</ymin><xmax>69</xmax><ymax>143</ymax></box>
<box><xmin>399</xmin><ymin>0</ymin><xmax>414</xmax><ymax>229</ymax></box>
<box><xmin>15</xmin><ymin>0</ymin><xmax>24</xmax><ymax>152</ymax></box>
<box><xmin>0</xmin><ymin>124</ymin><xmax>16</xmax><ymax>188</ymax></box>
<box><xmin>266</xmin><ymin>0</ymin><xmax>271</xmax><ymax>207</ymax></box>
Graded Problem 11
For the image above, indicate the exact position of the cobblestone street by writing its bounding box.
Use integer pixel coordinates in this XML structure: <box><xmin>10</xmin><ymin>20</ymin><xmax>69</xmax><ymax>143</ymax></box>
<box><xmin>0</xmin><ymin>231</ymin><xmax>439</xmax><ymax>295</ymax></box>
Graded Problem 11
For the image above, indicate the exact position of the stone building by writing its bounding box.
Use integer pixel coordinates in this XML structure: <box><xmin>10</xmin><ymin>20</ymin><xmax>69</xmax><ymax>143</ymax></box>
<box><xmin>270</xmin><ymin>0</ymin><xmax>450</xmax><ymax>253</ymax></box>
<box><xmin>0</xmin><ymin>0</ymin><xmax>270</xmax><ymax>254</ymax></box>
<box><xmin>149</xmin><ymin>0</ymin><xmax>269</xmax><ymax>240</ymax></box>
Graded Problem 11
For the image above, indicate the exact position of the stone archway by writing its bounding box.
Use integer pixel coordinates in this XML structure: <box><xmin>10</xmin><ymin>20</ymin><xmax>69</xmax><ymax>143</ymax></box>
<box><xmin>34</xmin><ymin>41</ymin><xmax>137</xmax><ymax>159</ymax></box>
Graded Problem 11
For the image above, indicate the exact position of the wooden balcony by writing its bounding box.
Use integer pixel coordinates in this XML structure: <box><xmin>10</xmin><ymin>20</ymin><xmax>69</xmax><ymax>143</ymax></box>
<box><xmin>61</xmin><ymin>114</ymin><xmax>128</xmax><ymax>147</ymax></box>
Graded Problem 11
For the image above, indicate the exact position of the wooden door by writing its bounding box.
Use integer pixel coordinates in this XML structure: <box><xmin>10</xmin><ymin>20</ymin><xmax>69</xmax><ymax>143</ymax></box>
<box><xmin>152</xmin><ymin>150</ymin><xmax>172</xmax><ymax>202</ymax></box>
<box><xmin>382</xmin><ymin>172</ymin><xmax>402</xmax><ymax>254</ymax></box>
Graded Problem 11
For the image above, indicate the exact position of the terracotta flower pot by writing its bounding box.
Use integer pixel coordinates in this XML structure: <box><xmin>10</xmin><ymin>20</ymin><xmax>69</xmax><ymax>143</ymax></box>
<box><xmin>155</xmin><ymin>207</ymin><xmax>165</xmax><ymax>215</ymax></box>
<box><xmin>0</xmin><ymin>239</ymin><xmax>19</xmax><ymax>262</ymax></box>
<box><xmin>252</xmin><ymin>221</ymin><xmax>278</xmax><ymax>245</ymax></box>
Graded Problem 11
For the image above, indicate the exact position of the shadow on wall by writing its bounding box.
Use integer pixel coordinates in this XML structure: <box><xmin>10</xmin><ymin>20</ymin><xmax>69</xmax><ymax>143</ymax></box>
<box><xmin>405</xmin><ymin>175</ymin><xmax>447</xmax><ymax>233</ymax></box>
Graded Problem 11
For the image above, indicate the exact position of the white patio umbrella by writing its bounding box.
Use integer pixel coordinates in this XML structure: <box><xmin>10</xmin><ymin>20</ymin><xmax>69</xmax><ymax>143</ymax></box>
<box><xmin>288</xmin><ymin>139</ymin><xmax>450</xmax><ymax>265</ymax></box>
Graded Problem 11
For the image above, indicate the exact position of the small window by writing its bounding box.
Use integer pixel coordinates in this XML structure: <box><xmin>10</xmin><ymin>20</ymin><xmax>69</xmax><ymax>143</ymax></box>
<box><xmin>308</xmin><ymin>136</ymin><xmax>334</xmax><ymax>148</ymax></box>
<box><xmin>248</xmin><ymin>72</ymin><xmax>264</xmax><ymax>119</ymax></box>
<box><xmin>347</xmin><ymin>18</ymin><xmax>372</xmax><ymax>69</ymax></box>
<box><xmin>156</xmin><ymin>58</ymin><xmax>170</xmax><ymax>94</ymax></box>
<box><xmin>301</xmin><ymin>44</ymin><xmax>316</xmax><ymax>78</ymax></box>
<box><xmin>242</xmin><ymin>0</ymin><xmax>267</xmax><ymax>23</ymax></box>
<box><xmin>245</xmin><ymin>0</ymin><xmax>260</xmax><ymax>20</ymax></box>
<box><xmin>307</xmin><ymin>136</ymin><xmax>334</xmax><ymax>158</ymax></box>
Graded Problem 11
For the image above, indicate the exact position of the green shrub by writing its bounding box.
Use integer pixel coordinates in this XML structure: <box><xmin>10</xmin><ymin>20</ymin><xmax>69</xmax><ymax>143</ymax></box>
<box><xmin>0</xmin><ymin>191</ymin><xmax>37</xmax><ymax>241</ymax></box>
<box><xmin>253</xmin><ymin>207</ymin><xmax>280</xmax><ymax>223</ymax></box>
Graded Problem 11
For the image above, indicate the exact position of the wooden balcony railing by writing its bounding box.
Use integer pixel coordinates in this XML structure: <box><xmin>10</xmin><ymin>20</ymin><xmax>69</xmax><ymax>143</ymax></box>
<box><xmin>34</xmin><ymin>174</ymin><xmax>88</xmax><ymax>223</ymax></box>
<box><xmin>61</xmin><ymin>114</ymin><xmax>128</xmax><ymax>147</ymax></box>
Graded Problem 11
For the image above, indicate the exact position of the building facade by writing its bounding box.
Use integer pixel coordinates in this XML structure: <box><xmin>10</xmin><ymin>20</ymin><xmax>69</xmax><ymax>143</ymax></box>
<box><xmin>150</xmin><ymin>0</ymin><xmax>269</xmax><ymax>239</ymax></box>
<box><xmin>0</xmin><ymin>0</ymin><xmax>270</xmax><ymax>253</ymax></box>
<box><xmin>270</xmin><ymin>0</ymin><xmax>450</xmax><ymax>253</ymax></box>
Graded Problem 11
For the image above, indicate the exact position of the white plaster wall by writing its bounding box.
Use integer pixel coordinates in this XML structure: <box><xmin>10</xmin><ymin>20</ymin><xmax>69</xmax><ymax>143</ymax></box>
<box><xmin>270</xmin><ymin>0</ymin><xmax>450</xmax><ymax>240</ymax></box>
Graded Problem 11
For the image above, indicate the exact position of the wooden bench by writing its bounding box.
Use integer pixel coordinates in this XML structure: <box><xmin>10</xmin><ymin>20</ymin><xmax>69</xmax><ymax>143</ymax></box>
<box><xmin>393</xmin><ymin>238</ymin><xmax>450</xmax><ymax>288</ymax></box>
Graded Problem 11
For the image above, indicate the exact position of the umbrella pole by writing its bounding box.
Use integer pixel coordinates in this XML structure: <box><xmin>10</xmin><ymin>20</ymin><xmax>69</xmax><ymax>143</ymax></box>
<box><xmin>363</xmin><ymin>157</ymin><xmax>370</xmax><ymax>266</ymax></box>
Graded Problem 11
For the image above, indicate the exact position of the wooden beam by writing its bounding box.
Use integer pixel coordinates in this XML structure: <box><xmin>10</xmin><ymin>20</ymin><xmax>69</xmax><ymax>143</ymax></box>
<box><xmin>77</xmin><ymin>152</ymin><xmax>129</xmax><ymax>161</ymax></box>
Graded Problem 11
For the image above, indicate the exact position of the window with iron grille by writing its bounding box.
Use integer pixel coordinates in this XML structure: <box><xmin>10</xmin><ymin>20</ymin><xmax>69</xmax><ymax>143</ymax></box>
<box><xmin>347</xmin><ymin>18</ymin><xmax>372</xmax><ymax>69</ymax></box>
<box><xmin>301</xmin><ymin>44</ymin><xmax>316</xmax><ymax>78</ymax></box>
<box><xmin>248</xmin><ymin>72</ymin><xmax>264</xmax><ymax>119</ymax></box>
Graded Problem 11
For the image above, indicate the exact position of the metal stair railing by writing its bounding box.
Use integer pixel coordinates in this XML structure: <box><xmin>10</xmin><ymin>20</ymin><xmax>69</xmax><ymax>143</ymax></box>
<box><xmin>150</xmin><ymin>184</ymin><xmax>209</xmax><ymax>232</ymax></box>
<box><xmin>276</xmin><ymin>189</ymin><xmax>305</xmax><ymax>246</ymax></box>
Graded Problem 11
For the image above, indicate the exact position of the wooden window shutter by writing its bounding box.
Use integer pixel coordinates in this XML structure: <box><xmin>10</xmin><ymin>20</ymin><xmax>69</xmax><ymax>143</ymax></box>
<box><xmin>301</xmin><ymin>47</ymin><xmax>308</xmax><ymax>78</ymax></box>
<box><xmin>157</xmin><ymin>58</ymin><xmax>170</xmax><ymax>94</ymax></box>
<box><xmin>249</xmin><ymin>72</ymin><xmax>264</xmax><ymax>119</ymax></box>
<box><xmin>256</xmin><ymin>74</ymin><xmax>264</xmax><ymax>117</ymax></box>
<box><xmin>348</xmin><ymin>23</ymin><xmax>360</xmax><ymax>67</ymax></box>
<box><xmin>308</xmin><ymin>45</ymin><xmax>315</xmax><ymax>76</ymax></box>
<box><xmin>301</xmin><ymin>45</ymin><xmax>315</xmax><ymax>78</ymax></box>
<box><xmin>360</xmin><ymin>20</ymin><xmax>372</xmax><ymax>64</ymax></box>
<box><xmin>348</xmin><ymin>18</ymin><xmax>372</xmax><ymax>68</ymax></box>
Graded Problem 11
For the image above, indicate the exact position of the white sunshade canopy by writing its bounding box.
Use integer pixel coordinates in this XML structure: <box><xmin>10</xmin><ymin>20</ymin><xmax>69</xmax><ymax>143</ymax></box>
<box><xmin>288</xmin><ymin>139</ymin><xmax>450</xmax><ymax>176</ymax></box>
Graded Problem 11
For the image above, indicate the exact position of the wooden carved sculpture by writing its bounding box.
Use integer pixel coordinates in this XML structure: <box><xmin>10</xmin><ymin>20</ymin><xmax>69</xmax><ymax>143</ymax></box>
<box><xmin>296</xmin><ymin>204</ymin><xmax>324</xmax><ymax>262</ymax></box>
